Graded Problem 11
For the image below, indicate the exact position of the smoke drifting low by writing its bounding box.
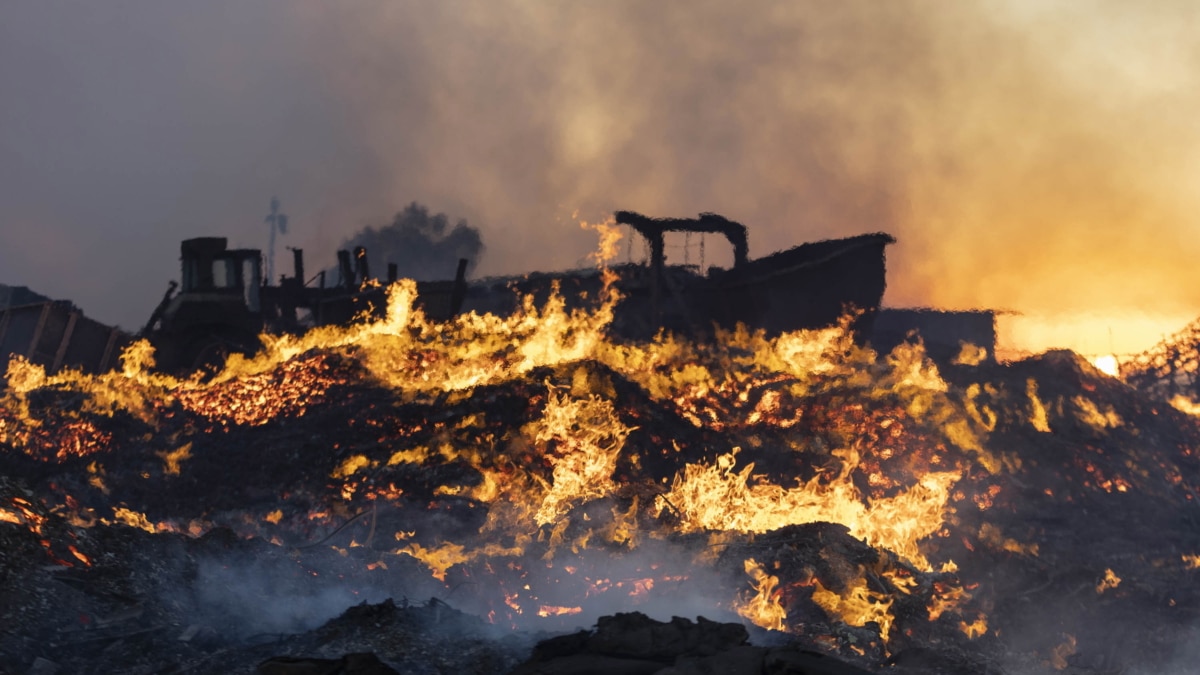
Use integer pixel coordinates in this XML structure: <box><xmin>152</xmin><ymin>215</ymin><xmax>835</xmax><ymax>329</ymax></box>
<box><xmin>2</xmin><ymin>1</ymin><xmax>1199</xmax><ymax>352</ymax></box>
<box><xmin>192</xmin><ymin>554</ymin><xmax>392</xmax><ymax>637</ymax></box>
<box><xmin>179</xmin><ymin>528</ymin><xmax>740</xmax><ymax>642</ymax></box>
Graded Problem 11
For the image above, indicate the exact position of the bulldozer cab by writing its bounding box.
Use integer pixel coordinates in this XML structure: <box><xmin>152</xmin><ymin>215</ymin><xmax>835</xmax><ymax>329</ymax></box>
<box><xmin>180</xmin><ymin>237</ymin><xmax>262</xmax><ymax>312</ymax></box>
<box><xmin>137</xmin><ymin>238</ymin><xmax>267</xmax><ymax>373</ymax></box>
<box><xmin>143</xmin><ymin>236</ymin><xmax>471</xmax><ymax>374</ymax></box>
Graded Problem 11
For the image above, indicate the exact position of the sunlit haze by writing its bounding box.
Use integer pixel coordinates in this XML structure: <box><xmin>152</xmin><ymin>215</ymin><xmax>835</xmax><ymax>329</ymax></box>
<box><xmin>2</xmin><ymin>1</ymin><xmax>1198</xmax><ymax>357</ymax></box>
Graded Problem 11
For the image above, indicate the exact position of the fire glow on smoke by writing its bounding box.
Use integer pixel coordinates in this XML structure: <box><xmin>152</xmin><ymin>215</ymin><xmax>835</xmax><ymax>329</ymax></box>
<box><xmin>7</xmin><ymin>219</ymin><xmax>1176</xmax><ymax>663</ymax></box>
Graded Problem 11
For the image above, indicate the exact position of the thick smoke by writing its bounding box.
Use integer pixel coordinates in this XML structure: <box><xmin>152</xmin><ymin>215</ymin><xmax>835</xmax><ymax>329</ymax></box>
<box><xmin>2</xmin><ymin>1</ymin><xmax>1199</xmax><ymax>352</ymax></box>
<box><xmin>336</xmin><ymin>202</ymin><xmax>484</xmax><ymax>282</ymax></box>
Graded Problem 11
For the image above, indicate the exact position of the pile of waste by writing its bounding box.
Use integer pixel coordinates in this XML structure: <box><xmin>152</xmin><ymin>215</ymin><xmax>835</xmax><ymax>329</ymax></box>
<box><xmin>4</xmin><ymin>274</ymin><xmax>1200</xmax><ymax>674</ymax></box>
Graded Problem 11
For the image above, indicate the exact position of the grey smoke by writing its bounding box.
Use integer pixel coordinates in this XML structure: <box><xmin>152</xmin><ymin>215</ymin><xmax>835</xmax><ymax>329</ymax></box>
<box><xmin>3</xmin><ymin>1</ymin><xmax>1200</xmax><ymax>335</ymax></box>
<box><xmin>191</xmin><ymin>555</ymin><xmax>392</xmax><ymax>637</ymax></box>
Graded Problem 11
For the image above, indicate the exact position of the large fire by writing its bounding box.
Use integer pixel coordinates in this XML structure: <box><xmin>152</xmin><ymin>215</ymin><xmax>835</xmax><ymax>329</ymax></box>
<box><xmin>4</xmin><ymin>221</ymin><xmax>1200</xmax><ymax>671</ymax></box>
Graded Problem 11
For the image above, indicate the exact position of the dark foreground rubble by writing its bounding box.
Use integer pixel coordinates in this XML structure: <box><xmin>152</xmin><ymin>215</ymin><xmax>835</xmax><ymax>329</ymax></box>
<box><xmin>0</xmin><ymin>475</ymin><xmax>527</xmax><ymax>674</ymax></box>
<box><xmin>0</xmin><ymin>470</ymin><xmax>886</xmax><ymax>674</ymax></box>
<box><xmin>512</xmin><ymin>611</ymin><xmax>878</xmax><ymax>675</ymax></box>
<box><xmin>0</xmin><ymin>482</ymin><xmax>883</xmax><ymax>675</ymax></box>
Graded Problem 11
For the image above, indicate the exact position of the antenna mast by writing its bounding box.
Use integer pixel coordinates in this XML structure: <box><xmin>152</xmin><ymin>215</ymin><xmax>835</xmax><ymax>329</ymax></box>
<box><xmin>265</xmin><ymin>196</ymin><xmax>288</xmax><ymax>283</ymax></box>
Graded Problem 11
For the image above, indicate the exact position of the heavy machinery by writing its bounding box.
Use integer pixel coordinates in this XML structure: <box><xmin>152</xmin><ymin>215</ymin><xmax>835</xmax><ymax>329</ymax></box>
<box><xmin>139</xmin><ymin>237</ymin><xmax>468</xmax><ymax>373</ymax></box>
<box><xmin>3</xmin><ymin>210</ymin><xmax>893</xmax><ymax>379</ymax></box>
<box><xmin>463</xmin><ymin>211</ymin><xmax>895</xmax><ymax>342</ymax></box>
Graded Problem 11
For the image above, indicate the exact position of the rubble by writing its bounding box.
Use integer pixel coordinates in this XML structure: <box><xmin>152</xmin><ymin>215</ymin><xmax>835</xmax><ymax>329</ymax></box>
<box><xmin>4</xmin><ymin>274</ymin><xmax>1200</xmax><ymax>674</ymax></box>
<box><xmin>511</xmin><ymin>612</ymin><xmax>876</xmax><ymax>675</ymax></box>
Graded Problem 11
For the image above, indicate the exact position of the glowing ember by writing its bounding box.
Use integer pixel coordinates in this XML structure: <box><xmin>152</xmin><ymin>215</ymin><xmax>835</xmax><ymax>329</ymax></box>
<box><xmin>1096</xmin><ymin>568</ymin><xmax>1121</xmax><ymax>594</ymax></box>
<box><xmin>68</xmin><ymin>544</ymin><xmax>92</xmax><ymax>566</ymax></box>
<box><xmin>959</xmin><ymin>615</ymin><xmax>988</xmax><ymax>639</ymax></box>
<box><xmin>1170</xmin><ymin>395</ymin><xmax>1200</xmax><ymax>417</ymax></box>
<box><xmin>157</xmin><ymin>443</ymin><xmax>192</xmax><ymax>476</ymax></box>
<box><xmin>1048</xmin><ymin>634</ymin><xmax>1078</xmax><ymax>670</ymax></box>
<box><xmin>110</xmin><ymin>507</ymin><xmax>159</xmax><ymax>534</ymax></box>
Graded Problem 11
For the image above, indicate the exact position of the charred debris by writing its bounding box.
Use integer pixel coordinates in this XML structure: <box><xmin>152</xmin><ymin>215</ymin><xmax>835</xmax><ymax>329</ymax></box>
<box><xmin>3</xmin><ymin>211</ymin><xmax>1200</xmax><ymax>674</ymax></box>
<box><xmin>0</xmin><ymin>210</ymin><xmax>996</xmax><ymax>379</ymax></box>
<box><xmin>2</xmin><ymin>210</ymin><xmax>901</xmax><ymax>379</ymax></box>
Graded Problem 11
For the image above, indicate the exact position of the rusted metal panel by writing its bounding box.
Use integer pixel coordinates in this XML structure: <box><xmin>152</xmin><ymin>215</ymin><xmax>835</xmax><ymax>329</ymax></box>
<box><xmin>100</xmin><ymin>326</ymin><xmax>123</xmax><ymax>373</ymax></box>
<box><xmin>23</xmin><ymin>303</ymin><xmax>53</xmax><ymax>361</ymax></box>
<box><xmin>0</xmin><ymin>309</ymin><xmax>11</xmax><ymax>357</ymax></box>
<box><xmin>0</xmin><ymin>301</ymin><xmax>130</xmax><ymax>376</ymax></box>
<box><xmin>51</xmin><ymin>310</ymin><xmax>80</xmax><ymax>372</ymax></box>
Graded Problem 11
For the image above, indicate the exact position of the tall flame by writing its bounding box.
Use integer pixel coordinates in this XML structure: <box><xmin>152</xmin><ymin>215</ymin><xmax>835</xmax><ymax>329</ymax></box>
<box><xmin>658</xmin><ymin>449</ymin><xmax>959</xmax><ymax>571</ymax></box>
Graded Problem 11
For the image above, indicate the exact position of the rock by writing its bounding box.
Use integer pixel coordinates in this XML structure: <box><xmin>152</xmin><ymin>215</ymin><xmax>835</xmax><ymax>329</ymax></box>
<box><xmin>27</xmin><ymin>657</ymin><xmax>60</xmax><ymax>675</ymax></box>
<box><xmin>589</xmin><ymin>613</ymin><xmax>749</xmax><ymax>662</ymax></box>
<box><xmin>764</xmin><ymin>647</ymin><xmax>876</xmax><ymax>675</ymax></box>
<box><xmin>257</xmin><ymin>652</ymin><xmax>399</xmax><ymax>675</ymax></box>
<box><xmin>661</xmin><ymin>645</ymin><xmax>767</xmax><ymax>675</ymax></box>
<box><xmin>512</xmin><ymin>613</ymin><xmax>879</xmax><ymax>675</ymax></box>
<box><xmin>510</xmin><ymin>654</ymin><xmax>664</xmax><ymax>675</ymax></box>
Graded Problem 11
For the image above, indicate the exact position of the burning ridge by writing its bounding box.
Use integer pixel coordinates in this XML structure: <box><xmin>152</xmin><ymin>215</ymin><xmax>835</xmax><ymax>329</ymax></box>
<box><xmin>4</xmin><ymin>270</ymin><xmax>1200</xmax><ymax>673</ymax></box>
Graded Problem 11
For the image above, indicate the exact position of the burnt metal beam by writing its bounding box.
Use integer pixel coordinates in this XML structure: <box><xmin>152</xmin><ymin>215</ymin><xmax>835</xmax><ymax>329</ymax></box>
<box><xmin>615</xmin><ymin>210</ymin><xmax>749</xmax><ymax>270</ymax></box>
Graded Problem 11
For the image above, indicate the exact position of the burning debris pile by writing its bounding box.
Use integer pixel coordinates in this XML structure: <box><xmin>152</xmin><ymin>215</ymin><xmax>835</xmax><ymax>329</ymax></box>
<box><xmin>1122</xmin><ymin>316</ymin><xmax>1200</xmax><ymax>405</ymax></box>
<box><xmin>4</xmin><ymin>239</ymin><xmax>1200</xmax><ymax>674</ymax></box>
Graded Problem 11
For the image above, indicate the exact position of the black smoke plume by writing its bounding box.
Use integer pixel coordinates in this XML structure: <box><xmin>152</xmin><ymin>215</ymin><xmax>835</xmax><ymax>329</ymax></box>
<box><xmin>338</xmin><ymin>203</ymin><xmax>485</xmax><ymax>282</ymax></box>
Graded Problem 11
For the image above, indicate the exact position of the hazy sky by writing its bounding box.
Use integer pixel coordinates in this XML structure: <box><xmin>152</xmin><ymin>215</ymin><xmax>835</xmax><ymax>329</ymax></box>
<box><xmin>3</xmin><ymin>1</ymin><xmax>1199</xmax><ymax>353</ymax></box>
